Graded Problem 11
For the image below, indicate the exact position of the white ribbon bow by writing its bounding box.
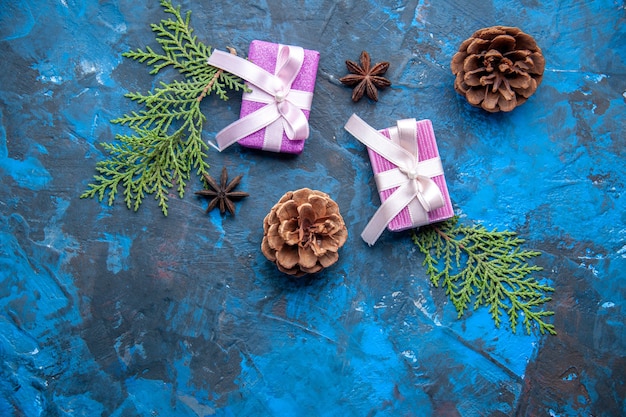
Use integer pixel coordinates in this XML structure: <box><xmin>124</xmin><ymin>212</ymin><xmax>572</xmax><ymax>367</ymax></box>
<box><xmin>207</xmin><ymin>45</ymin><xmax>313</xmax><ymax>152</ymax></box>
<box><xmin>344</xmin><ymin>114</ymin><xmax>446</xmax><ymax>245</ymax></box>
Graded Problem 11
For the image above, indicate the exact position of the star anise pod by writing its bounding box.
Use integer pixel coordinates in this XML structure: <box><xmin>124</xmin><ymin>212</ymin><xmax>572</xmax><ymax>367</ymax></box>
<box><xmin>340</xmin><ymin>51</ymin><xmax>391</xmax><ymax>102</ymax></box>
<box><xmin>195</xmin><ymin>167</ymin><xmax>249</xmax><ymax>215</ymax></box>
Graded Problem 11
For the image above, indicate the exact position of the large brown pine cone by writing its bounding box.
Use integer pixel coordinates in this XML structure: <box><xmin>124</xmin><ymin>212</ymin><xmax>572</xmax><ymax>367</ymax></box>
<box><xmin>261</xmin><ymin>188</ymin><xmax>348</xmax><ymax>277</ymax></box>
<box><xmin>451</xmin><ymin>26</ymin><xmax>545</xmax><ymax>112</ymax></box>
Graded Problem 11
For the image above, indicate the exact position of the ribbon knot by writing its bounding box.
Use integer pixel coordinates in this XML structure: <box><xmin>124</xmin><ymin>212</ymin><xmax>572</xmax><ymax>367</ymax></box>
<box><xmin>206</xmin><ymin>44</ymin><xmax>313</xmax><ymax>152</ymax></box>
<box><xmin>344</xmin><ymin>114</ymin><xmax>446</xmax><ymax>245</ymax></box>
<box><xmin>275</xmin><ymin>90</ymin><xmax>286</xmax><ymax>103</ymax></box>
<box><xmin>399</xmin><ymin>165</ymin><xmax>420</xmax><ymax>180</ymax></box>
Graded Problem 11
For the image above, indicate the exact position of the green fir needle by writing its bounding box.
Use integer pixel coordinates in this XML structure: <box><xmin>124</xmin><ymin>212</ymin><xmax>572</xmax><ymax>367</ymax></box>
<box><xmin>412</xmin><ymin>216</ymin><xmax>556</xmax><ymax>335</ymax></box>
<box><xmin>81</xmin><ymin>0</ymin><xmax>247</xmax><ymax>215</ymax></box>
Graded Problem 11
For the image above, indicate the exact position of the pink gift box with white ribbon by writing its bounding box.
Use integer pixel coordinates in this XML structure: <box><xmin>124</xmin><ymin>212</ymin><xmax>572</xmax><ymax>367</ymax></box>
<box><xmin>207</xmin><ymin>40</ymin><xmax>320</xmax><ymax>154</ymax></box>
<box><xmin>344</xmin><ymin>114</ymin><xmax>454</xmax><ymax>245</ymax></box>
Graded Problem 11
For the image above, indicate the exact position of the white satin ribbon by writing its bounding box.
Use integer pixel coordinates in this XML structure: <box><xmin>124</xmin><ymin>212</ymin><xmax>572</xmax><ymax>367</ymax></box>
<box><xmin>207</xmin><ymin>45</ymin><xmax>313</xmax><ymax>152</ymax></box>
<box><xmin>344</xmin><ymin>114</ymin><xmax>446</xmax><ymax>245</ymax></box>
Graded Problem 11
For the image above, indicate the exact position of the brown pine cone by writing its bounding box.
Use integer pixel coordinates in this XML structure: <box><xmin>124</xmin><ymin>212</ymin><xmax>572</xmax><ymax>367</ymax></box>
<box><xmin>261</xmin><ymin>188</ymin><xmax>348</xmax><ymax>277</ymax></box>
<box><xmin>451</xmin><ymin>26</ymin><xmax>545</xmax><ymax>112</ymax></box>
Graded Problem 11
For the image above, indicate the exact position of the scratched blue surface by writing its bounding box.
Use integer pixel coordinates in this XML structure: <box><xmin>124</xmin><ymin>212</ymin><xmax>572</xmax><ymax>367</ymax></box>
<box><xmin>1</xmin><ymin>0</ymin><xmax>625</xmax><ymax>416</ymax></box>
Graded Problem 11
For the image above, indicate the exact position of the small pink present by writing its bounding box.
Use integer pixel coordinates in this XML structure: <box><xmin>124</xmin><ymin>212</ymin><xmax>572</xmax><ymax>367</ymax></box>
<box><xmin>207</xmin><ymin>40</ymin><xmax>320</xmax><ymax>154</ymax></box>
<box><xmin>344</xmin><ymin>114</ymin><xmax>454</xmax><ymax>245</ymax></box>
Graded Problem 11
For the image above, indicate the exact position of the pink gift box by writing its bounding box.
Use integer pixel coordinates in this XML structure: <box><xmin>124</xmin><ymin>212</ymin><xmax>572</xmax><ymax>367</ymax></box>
<box><xmin>237</xmin><ymin>40</ymin><xmax>320</xmax><ymax>154</ymax></box>
<box><xmin>367</xmin><ymin>119</ymin><xmax>454</xmax><ymax>231</ymax></box>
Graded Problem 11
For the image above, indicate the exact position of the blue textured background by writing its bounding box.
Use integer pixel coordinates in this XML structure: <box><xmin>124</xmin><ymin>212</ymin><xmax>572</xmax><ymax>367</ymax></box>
<box><xmin>1</xmin><ymin>0</ymin><xmax>625</xmax><ymax>416</ymax></box>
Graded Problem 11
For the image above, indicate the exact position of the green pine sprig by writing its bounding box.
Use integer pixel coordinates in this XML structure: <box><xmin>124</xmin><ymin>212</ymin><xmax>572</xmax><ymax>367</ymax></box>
<box><xmin>81</xmin><ymin>0</ymin><xmax>247</xmax><ymax>215</ymax></box>
<box><xmin>412</xmin><ymin>216</ymin><xmax>556</xmax><ymax>335</ymax></box>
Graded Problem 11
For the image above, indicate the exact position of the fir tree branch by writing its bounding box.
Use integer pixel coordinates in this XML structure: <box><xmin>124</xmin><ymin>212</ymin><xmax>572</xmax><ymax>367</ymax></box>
<box><xmin>81</xmin><ymin>0</ymin><xmax>247</xmax><ymax>215</ymax></box>
<box><xmin>412</xmin><ymin>216</ymin><xmax>556</xmax><ymax>335</ymax></box>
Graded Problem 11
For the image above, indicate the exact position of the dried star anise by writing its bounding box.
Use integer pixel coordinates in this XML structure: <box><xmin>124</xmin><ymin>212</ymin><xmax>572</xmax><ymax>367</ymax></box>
<box><xmin>340</xmin><ymin>51</ymin><xmax>391</xmax><ymax>102</ymax></box>
<box><xmin>451</xmin><ymin>26</ymin><xmax>545</xmax><ymax>112</ymax></box>
<box><xmin>195</xmin><ymin>167</ymin><xmax>249</xmax><ymax>215</ymax></box>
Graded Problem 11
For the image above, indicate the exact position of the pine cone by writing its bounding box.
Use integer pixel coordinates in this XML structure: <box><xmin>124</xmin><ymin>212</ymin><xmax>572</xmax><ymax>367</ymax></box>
<box><xmin>261</xmin><ymin>188</ymin><xmax>348</xmax><ymax>277</ymax></box>
<box><xmin>451</xmin><ymin>26</ymin><xmax>545</xmax><ymax>112</ymax></box>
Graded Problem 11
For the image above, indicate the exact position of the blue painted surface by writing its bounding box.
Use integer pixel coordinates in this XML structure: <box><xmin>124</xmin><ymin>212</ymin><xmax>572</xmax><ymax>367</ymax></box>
<box><xmin>0</xmin><ymin>0</ymin><xmax>625</xmax><ymax>416</ymax></box>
